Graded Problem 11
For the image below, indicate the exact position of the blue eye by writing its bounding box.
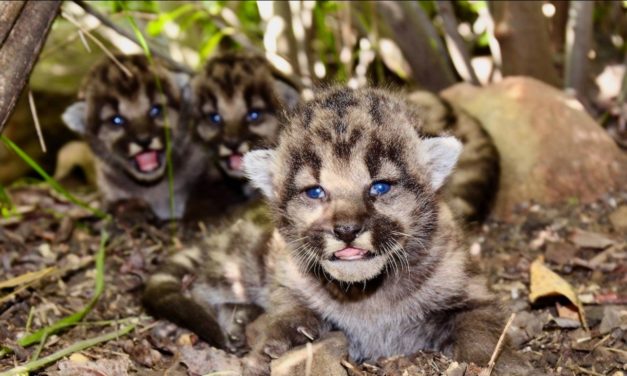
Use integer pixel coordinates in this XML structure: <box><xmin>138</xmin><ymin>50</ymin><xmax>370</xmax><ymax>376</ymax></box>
<box><xmin>369</xmin><ymin>182</ymin><xmax>391</xmax><ymax>196</ymax></box>
<box><xmin>149</xmin><ymin>104</ymin><xmax>162</xmax><ymax>118</ymax></box>
<box><xmin>111</xmin><ymin>115</ymin><xmax>125</xmax><ymax>126</ymax></box>
<box><xmin>305</xmin><ymin>186</ymin><xmax>326</xmax><ymax>199</ymax></box>
<box><xmin>208</xmin><ymin>112</ymin><xmax>222</xmax><ymax>125</ymax></box>
<box><xmin>246</xmin><ymin>109</ymin><xmax>261</xmax><ymax>123</ymax></box>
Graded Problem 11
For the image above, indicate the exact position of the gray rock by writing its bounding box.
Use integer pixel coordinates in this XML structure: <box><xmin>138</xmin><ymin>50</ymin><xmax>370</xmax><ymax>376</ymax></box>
<box><xmin>599</xmin><ymin>306</ymin><xmax>624</xmax><ymax>334</ymax></box>
<box><xmin>441</xmin><ymin>78</ymin><xmax>627</xmax><ymax>221</ymax></box>
<box><xmin>609</xmin><ymin>205</ymin><xmax>627</xmax><ymax>231</ymax></box>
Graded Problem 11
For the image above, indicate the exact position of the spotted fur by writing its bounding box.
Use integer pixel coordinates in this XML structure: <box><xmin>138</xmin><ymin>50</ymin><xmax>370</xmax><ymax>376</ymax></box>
<box><xmin>407</xmin><ymin>91</ymin><xmax>500</xmax><ymax>222</ymax></box>
<box><xmin>144</xmin><ymin>87</ymin><xmax>528</xmax><ymax>374</ymax></box>
<box><xmin>243</xmin><ymin>87</ymin><xmax>525</xmax><ymax>374</ymax></box>
<box><xmin>62</xmin><ymin>54</ymin><xmax>204</xmax><ymax>219</ymax></box>
<box><xmin>191</xmin><ymin>52</ymin><xmax>300</xmax><ymax>181</ymax></box>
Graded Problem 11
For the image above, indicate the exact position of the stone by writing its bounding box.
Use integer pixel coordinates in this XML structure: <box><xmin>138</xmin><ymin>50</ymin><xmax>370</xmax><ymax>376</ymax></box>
<box><xmin>599</xmin><ymin>306</ymin><xmax>624</xmax><ymax>334</ymax></box>
<box><xmin>609</xmin><ymin>205</ymin><xmax>627</xmax><ymax>231</ymax></box>
<box><xmin>446</xmin><ymin>361</ymin><xmax>467</xmax><ymax>376</ymax></box>
<box><xmin>271</xmin><ymin>331</ymin><xmax>349</xmax><ymax>376</ymax></box>
<box><xmin>441</xmin><ymin>77</ymin><xmax>627</xmax><ymax>221</ymax></box>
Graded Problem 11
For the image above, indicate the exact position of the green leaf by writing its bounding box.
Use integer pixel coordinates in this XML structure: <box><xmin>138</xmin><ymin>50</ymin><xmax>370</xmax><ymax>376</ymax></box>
<box><xmin>146</xmin><ymin>3</ymin><xmax>195</xmax><ymax>36</ymax></box>
<box><xmin>200</xmin><ymin>30</ymin><xmax>227</xmax><ymax>60</ymax></box>
<box><xmin>0</xmin><ymin>184</ymin><xmax>14</xmax><ymax>218</ymax></box>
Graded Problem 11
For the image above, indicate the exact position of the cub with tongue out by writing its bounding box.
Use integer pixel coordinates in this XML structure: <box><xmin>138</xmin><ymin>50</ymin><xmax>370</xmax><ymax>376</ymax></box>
<box><xmin>241</xmin><ymin>87</ymin><xmax>526</xmax><ymax>375</ymax></box>
<box><xmin>62</xmin><ymin>54</ymin><xmax>204</xmax><ymax>220</ymax></box>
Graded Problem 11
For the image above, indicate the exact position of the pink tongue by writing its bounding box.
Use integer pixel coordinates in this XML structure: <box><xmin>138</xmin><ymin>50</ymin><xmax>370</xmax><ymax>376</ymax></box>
<box><xmin>135</xmin><ymin>151</ymin><xmax>159</xmax><ymax>172</ymax></box>
<box><xmin>229</xmin><ymin>154</ymin><xmax>243</xmax><ymax>171</ymax></box>
<box><xmin>334</xmin><ymin>247</ymin><xmax>368</xmax><ymax>261</ymax></box>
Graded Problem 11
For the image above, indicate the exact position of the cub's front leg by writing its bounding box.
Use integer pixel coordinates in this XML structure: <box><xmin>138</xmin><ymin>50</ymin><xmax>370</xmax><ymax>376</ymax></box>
<box><xmin>243</xmin><ymin>289</ymin><xmax>329</xmax><ymax>376</ymax></box>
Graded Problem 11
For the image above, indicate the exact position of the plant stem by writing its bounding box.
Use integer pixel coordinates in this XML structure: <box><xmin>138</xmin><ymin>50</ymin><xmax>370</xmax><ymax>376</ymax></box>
<box><xmin>0</xmin><ymin>324</ymin><xmax>136</xmax><ymax>376</ymax></box>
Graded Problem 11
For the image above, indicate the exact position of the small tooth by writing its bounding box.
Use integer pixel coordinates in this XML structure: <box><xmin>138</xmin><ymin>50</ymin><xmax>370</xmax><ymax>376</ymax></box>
<box><xmin>150</xmin><ymin>137</ymin><xmax>163</xmax><ymax>150</ymax></box>
<box><xmin>218</xmin><ymin>144</ymin><xmax>231</xmax><ymax>157</ymax></box>
<box><xmin>238</xmin><ymin>142</ymin><xmax>250</xmax><ymax>153</ymax></box>
<box><xmin>128</xmin><ymin>143</ymin><xmax>142</xmax><ymax>156</ymax></box>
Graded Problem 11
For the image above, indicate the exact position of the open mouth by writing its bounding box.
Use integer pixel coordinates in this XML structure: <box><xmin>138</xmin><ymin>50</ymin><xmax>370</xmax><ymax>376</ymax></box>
<box><xmin>224</xmin><ymin>153</ymin><xmax>244</xmax><ymax>171</ymax></box>
<box><xmin>331</xmin><ymin>247</ymin><xmax>375</xmax><ymax>261</ymax></box>
<box><xmin>132</xmin><ymin>150</ymin><xmax>164</xmax><ymax>173</ymax></box>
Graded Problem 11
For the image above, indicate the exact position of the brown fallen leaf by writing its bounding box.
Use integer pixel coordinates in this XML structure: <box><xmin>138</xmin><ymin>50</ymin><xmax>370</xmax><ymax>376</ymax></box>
<box><xmin>556</xmin><ymin>302</ymin><xmax>581</xmax><ymax>322</ymax></box>
<box><xmin>569</xmin><ymin>228</ymin><xmax>614</xmax><ymax>249</ymax></box>
<box><xmin>179</xmin><ymin>343</ymin><xmax>242</xmax><ymax>375</ymax></box>
<box><xmin>529</xmin><ymin>256</ymin><xmax>588</xmax><ymax>330</ymax></box>
<box><xmin>0</xmin><ymin>266</ymin><xmax>55</xmax><ymax>289</ymax></box>
<box><xmin>56</xmin><ymin>355</ymin><xmax>132</xmax><ymax>376</ymax></box>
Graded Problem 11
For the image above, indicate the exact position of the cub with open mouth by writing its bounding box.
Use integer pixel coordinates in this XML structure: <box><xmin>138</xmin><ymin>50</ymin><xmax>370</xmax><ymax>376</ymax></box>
<box><xmin>62</xmin><ymin>54</ymin><xmax>204</xmax><ymax>220</ymax></box>
<box><xmin>191</xmin><ymin>52</ymin><xmax>300</xmax><ymax>184</ymax></box>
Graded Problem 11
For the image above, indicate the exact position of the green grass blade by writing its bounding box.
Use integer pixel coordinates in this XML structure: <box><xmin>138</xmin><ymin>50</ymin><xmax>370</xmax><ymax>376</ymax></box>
<box><xmin>0</xmin><ymin>183</ymin><xmax>15</xmax><ymax>218</ymax></box>
<box><xmin>0</xmin><ymin>323</ymin><xmax>136</xmax><ymax>376</ymax></box>
<box><xmin>17</xmin><ymin>229</ymin><xmax>109</xmax><ymax>348</ymax></box>
<box><xmin>125</xmin><ymin>14</ymin><xmax>176</xmax><ymax>220</ymax></box>
<box><xmin>0</xmin><ymin>135</ymin><xmax>108</xmax><ymax>219</ymax></box>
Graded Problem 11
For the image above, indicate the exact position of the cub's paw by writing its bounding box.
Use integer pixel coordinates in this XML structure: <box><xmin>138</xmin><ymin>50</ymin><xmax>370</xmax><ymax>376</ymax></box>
<box><xmin>242</xmin><ymin>352</ymin><xmax>271</xmax><ymax>376</ymax></box>
<box><xmin>108</xmin><ymin>198</ymin><xmax>157</xmax><ymax>226</ymax></box>
<box><xmin>218</xmin><ymin>303</ymin><xmax>264</xmax><ymax>356</ymax></box>
<box><xmin>258</xmin><ymin>318</ymin><xmax>320</xmax><ymax>359</ymax></box>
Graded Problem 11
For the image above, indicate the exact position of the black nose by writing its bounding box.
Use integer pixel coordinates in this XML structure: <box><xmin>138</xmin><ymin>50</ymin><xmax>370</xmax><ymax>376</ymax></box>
<box><xmin>333</xmin><ymin>224</ymin><xmax>362</xmax><ymax>243</ymax></box>
<box><xmin>223</xmin><ymin>137</ymin><xmax>239</xmax><ymax>151</ymax></box>
<box><xmin>135</xmin><ymin>135</ymin><xmax>152</xmax><ymax>148</ymax></box>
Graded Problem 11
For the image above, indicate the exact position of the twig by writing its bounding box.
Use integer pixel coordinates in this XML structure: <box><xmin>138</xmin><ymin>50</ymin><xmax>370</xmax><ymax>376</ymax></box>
<box><xmin>305</xmin><ymin>342</ymin><xmax>313</xmax><ymax>376</ymax></box>
<box><xmin>340</xmin><ymin>359</ymin><xmax>366</xmax><ymax>376</ymax></box>
<box><xmin>61</xmin><ymin>11</ymin><xmax>132</xmax><ymax>77</ymax></box>
<box><xmin>484</xmin><ymin>313</ymin><xmax>516</xmax><ymax>376</ymax></box>
<box><xmin>434</xmin><ymin>1</ymin><xmax>480</xmax><ymax>85</ymax></box>
<box><xmin>27</xmin><ymin>89</ymin><xmax>46</xmax><ymax>153</ymax></box>
<box><xmin>0</xmin><ymin>323</ymin><xmax>136</xmax><ymax>376</ymax></box>
<box><xmin>77</xmin><ymin>30</ymin><xmax>91</xmax><ymax>52</ymax></box>
<box><xmin>73</xmin><ymin>0</ymin><xmax>192</xmax><ymax>74</ymax></box>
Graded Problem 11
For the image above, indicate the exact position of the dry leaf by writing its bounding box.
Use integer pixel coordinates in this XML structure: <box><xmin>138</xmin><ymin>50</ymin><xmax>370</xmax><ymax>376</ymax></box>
<box><xmin>179</xmin><ymin>344</ymin><xmax>242</xmax><ymax>375</ymax></box>
<box><xmin>556</xmin><ymin>302</ymin><xmax>581</xmax><ymax>321</ymax></box>
<box><xmin>569</xmin><ymin>228</ymin><xmax>614</xmax><ymax>249</ymax></box>
<box><xmin>0</xmin><ymin>266</ymin><xmax>55</xmax><ymax>289</ymax></box>
<box><xmin>529</xmin><ymin>256</ymin><xmax>588</xmax><ymax>330</ymax></box>
<box><xmin>56</xmin><ymin>356</ymin><xmax>132</xmax><ymax>376</ymax></box>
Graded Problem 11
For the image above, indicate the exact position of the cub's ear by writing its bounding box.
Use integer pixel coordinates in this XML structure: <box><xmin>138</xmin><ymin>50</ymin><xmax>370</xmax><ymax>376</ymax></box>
<box><xmin>273</xmin><ymin>78</ymin><xmax>300</xmax><ymax>111</ymax></box>
<box><xmin>169</xmin><ymin>72</ymin><xmax>192</xmax><ymax>103</ymax></box>
<box><xmin>420</xmin><ymin>136</ymin><xmax>462</xmax><ymax>191</ymax></box>
<box><xmin>243</xmin><ymin>149</ymin><xmax>277</xmax><ymax>199</ymax></box>
<box><xmin>62</xmin><ymin>101</ymin><xmax>87</xmax><ymax>134</ymax></box>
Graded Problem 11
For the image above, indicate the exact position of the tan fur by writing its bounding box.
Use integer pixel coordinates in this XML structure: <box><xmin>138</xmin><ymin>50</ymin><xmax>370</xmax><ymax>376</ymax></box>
<box><xmin>407</xmin><ymin>91</ymin><xmax>499</xmax><ymax>222</ymax></box>
<box><xmin>191</xmin><ymin>52</ymin><xmax>300</xmax><ymax>180</ymax></box>
<box><xmin>144</xmin><ymin>87</ymin><xmax>529</xmax><ymax>375</ymax></box>
<box><xmin>62</xmin><ymin>54</ymin><xmax>205</xmax><ymax>220</ymax></box>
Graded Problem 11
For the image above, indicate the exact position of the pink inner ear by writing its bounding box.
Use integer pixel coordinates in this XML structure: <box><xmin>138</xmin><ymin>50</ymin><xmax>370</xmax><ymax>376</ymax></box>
<box><xmin>135</xmin><ymin>151</ymin><xmax>159</xmax><ymax>172</ymax></box>
<box><xmin>229</xmin><ymin>154</ymin><xmax>243</xmax><ymax>171</ymax></box>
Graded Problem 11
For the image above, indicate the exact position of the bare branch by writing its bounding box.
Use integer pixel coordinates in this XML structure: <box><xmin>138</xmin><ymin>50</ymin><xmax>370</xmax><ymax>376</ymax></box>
<box><xmin>564</xmin><ymin>1</ymin><xmax>594</xmax><ymax>96</ymax></box>
<box><xmin>73</xmin><ymin>0</ymin><xmax>193</xmax><ymax>74</ymax></box>
<box><xmin>0</xmin><ymin>1</ymin><xmax>61</xmax><ymax>135</ymax></box>
<box><xmin>377</xmin><ymin>1</ymin><xmax>456</xmax><ymax>92</ymax></box>
<box><xmin>489</xmin><ymin>2</ymin><xmax>561</xmax><ymax>87</ymax></box>
<box><xmin>435</xmin><ymin>1</ymin><xmax>480</xmax><ymax>85</ymax></box>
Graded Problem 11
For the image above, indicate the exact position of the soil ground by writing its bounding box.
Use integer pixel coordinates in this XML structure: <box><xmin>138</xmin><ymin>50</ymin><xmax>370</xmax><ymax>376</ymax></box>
<box><xmin>0</xmin><ymin>185</ymin><xmax>625</xmax><ymax>375</ymax></box>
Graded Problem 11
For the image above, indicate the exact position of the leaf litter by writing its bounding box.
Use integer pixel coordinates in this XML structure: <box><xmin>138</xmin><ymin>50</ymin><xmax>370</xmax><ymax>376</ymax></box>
<box><xmin>0</xmin><ymin>185</ymin><xmax>625</xmax><ymax>375</ymax></box>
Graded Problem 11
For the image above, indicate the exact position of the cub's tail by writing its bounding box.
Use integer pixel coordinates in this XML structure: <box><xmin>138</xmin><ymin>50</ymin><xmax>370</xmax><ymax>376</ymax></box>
<box><xmin>142</xmin><ymin>246</ymin><xmax>226</xmax><ymax>348</ymax></box>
